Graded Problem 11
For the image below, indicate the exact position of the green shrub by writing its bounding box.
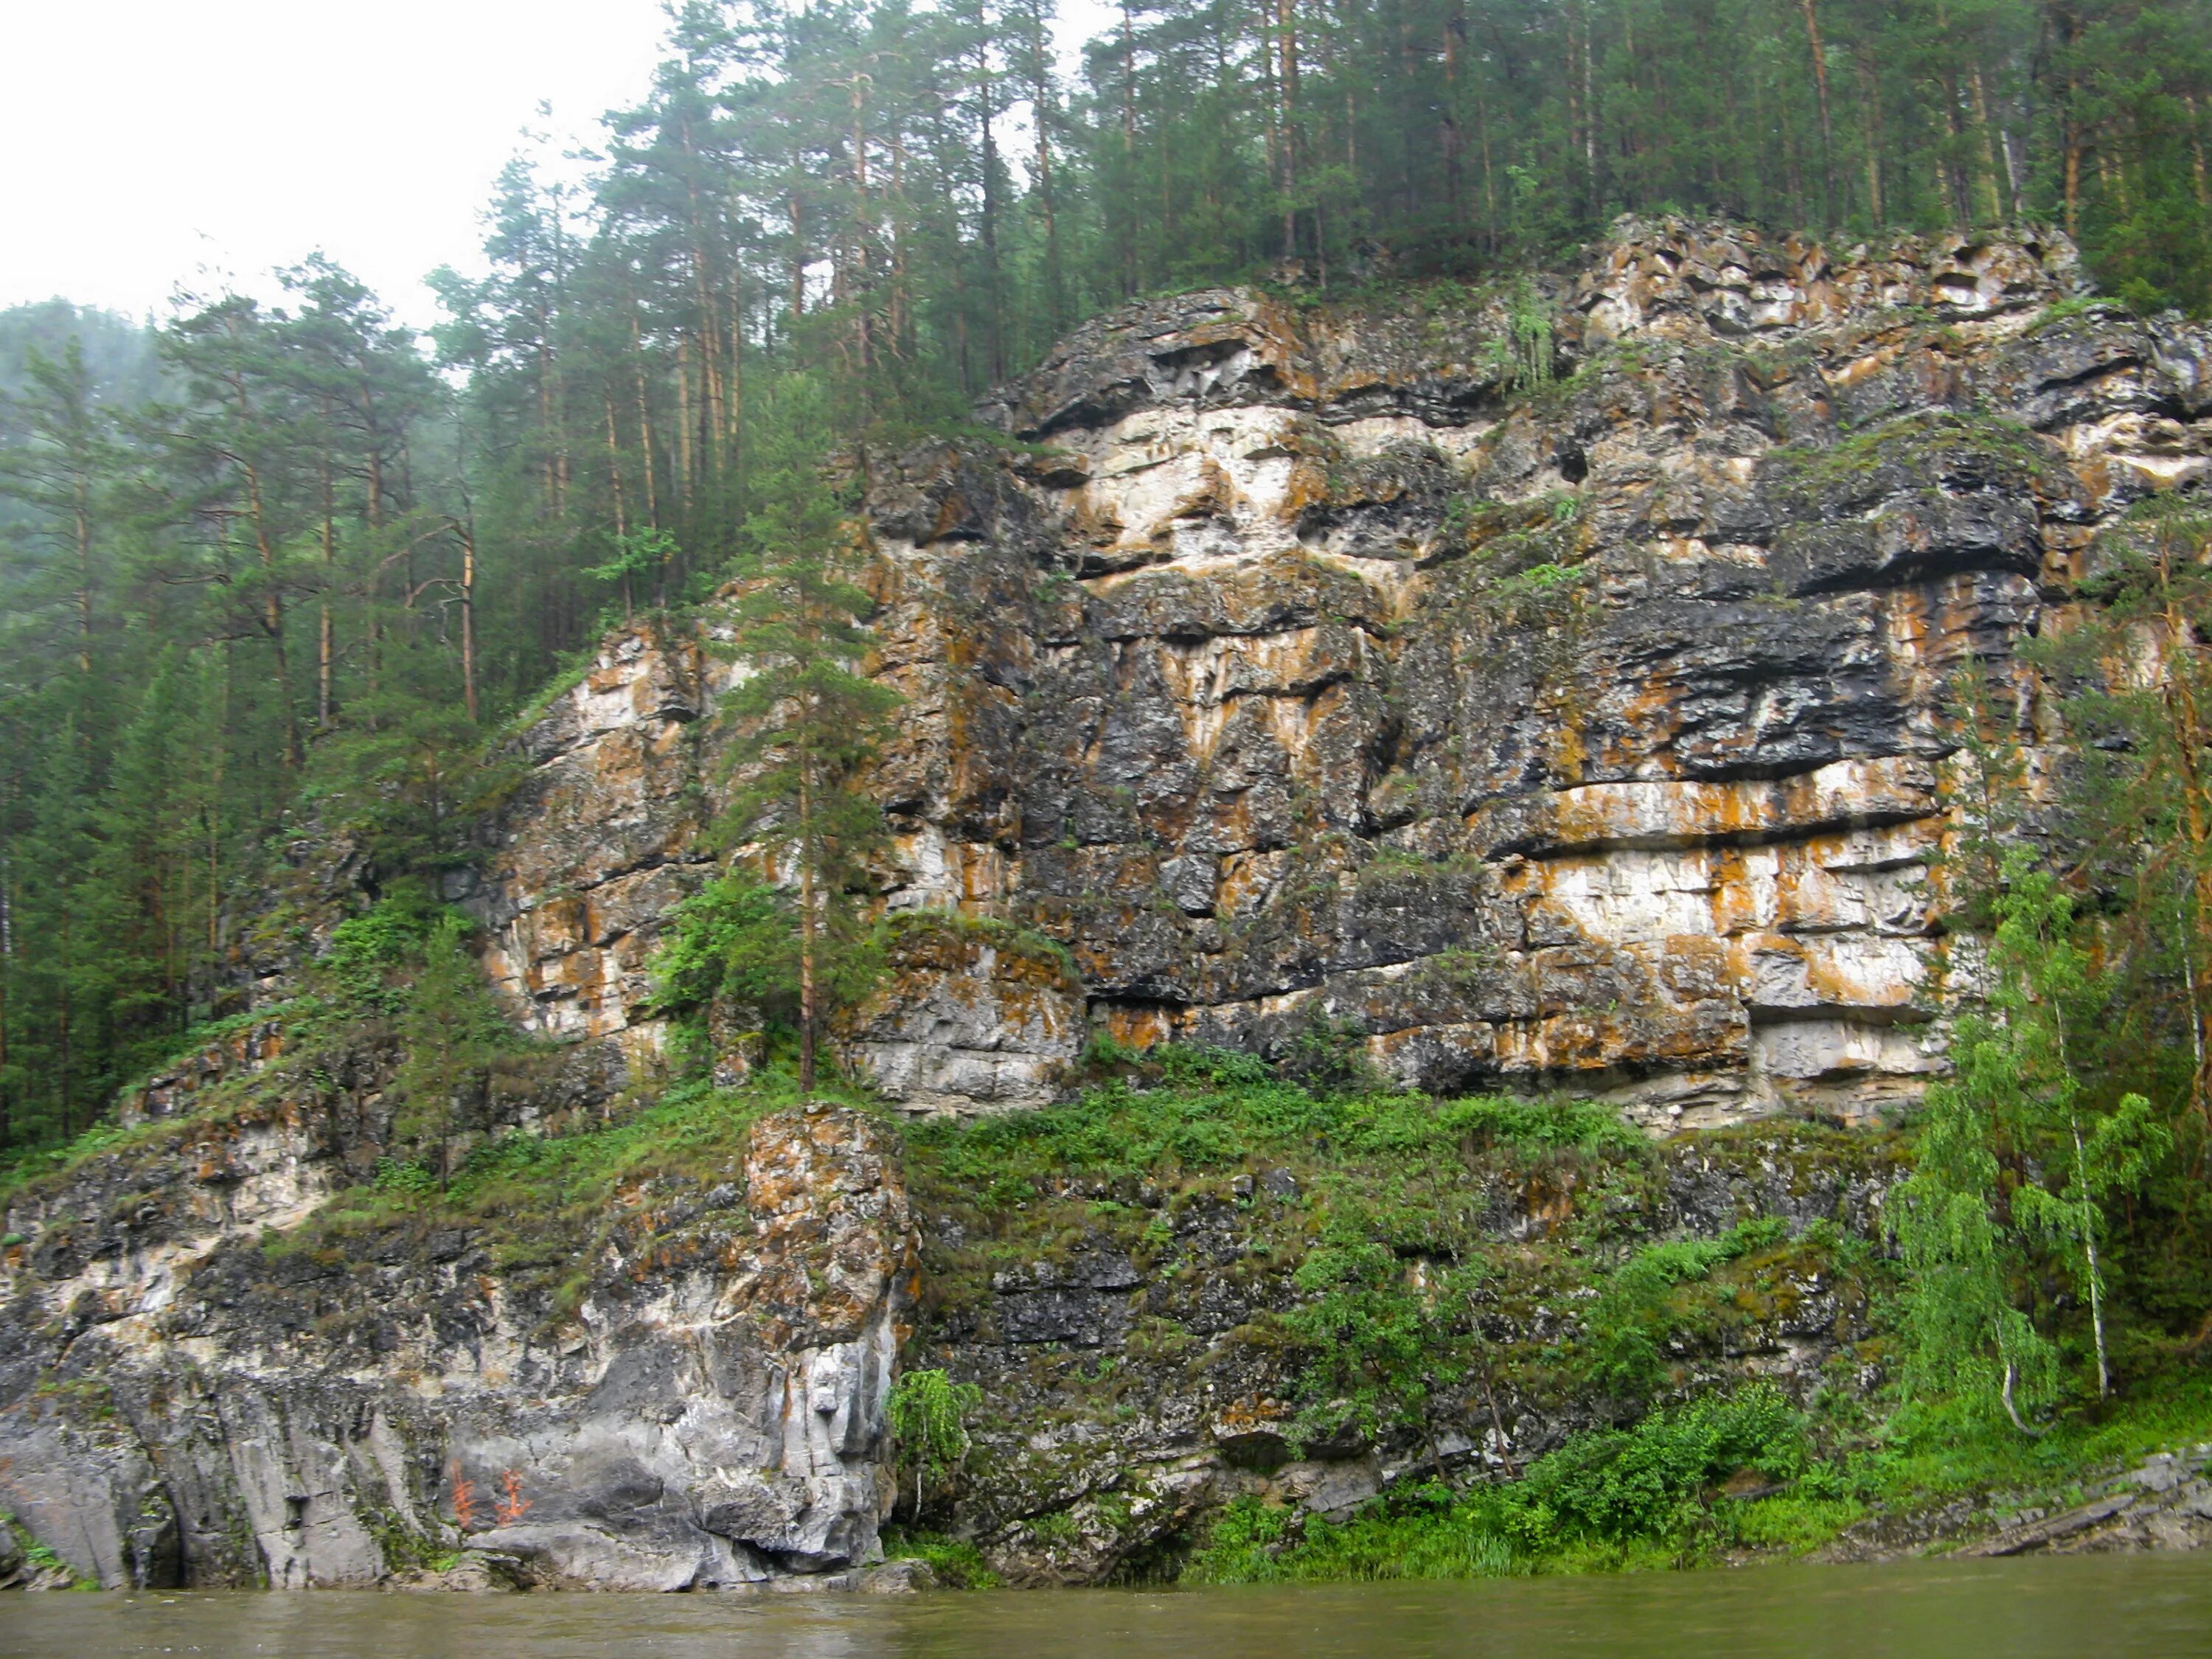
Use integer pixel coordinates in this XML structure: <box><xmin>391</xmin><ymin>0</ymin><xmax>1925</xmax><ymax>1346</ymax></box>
<box><xmin>1284</xmin><ymin>1217</ymin><xmax>1460</xmax><ymax>1455</ymax></box>
<box><xmin>1278</xmin><ymin>1010</ymin><xmax>1388</xmax><ymax>1091</ymax></box>
<box><xmin>1155</xmin><ymin>1043</ymin><xmax>1274</xmax><ymax>1088</ymax></box>
<box><xmin>1582</xmin><ymin>1217</ymin><xmax>1795</xmax><ymax>1393</ymax></box>
<box><xmin>1520</xmin><ymin>1382</ymin><xmax>1809</xmax><ymax>1541</ymax></box>
<box><xmin>1189</xmin><ymin>1486</ymin><xmax>1520</xmax><ymax>1584</ymax></box>
<box><xmin>646</xmin><ymin>871</ymin><xmax>801</xmax><ymax>1019</ymax></box>
<box><xmin>321</xmin><ymin>887</ymin><xmax>453</xmax><ymax>1015</ymax></box>
<box><xmin>880</xmin><ymin>1527</ymin><xmax>1001</xmax><ymax>1588</ymax></box>
<box><xmin>372</xmin><ymin>1157</ymin><xmax>438</xmax><ymax>1197</ymax></box>
<box><xmin>887</xmin><ymin>1368</ymin><xmax>984</xmax><ymax>1516</ymax></box>
<box><xmin>1427</xmin><ymin>1094</ymin><xmax>1644</xmax><ymax>1155</ymax></box>
<box><xmin>1183</xmin><ymin>1494</ymin><xmax>1301</xmax><ymax>1582</ymax></box>
<box><xmin>1193</xmin><ymin>1383</ymin><xmax>1815</xmax><ymax>1583</ymax></box>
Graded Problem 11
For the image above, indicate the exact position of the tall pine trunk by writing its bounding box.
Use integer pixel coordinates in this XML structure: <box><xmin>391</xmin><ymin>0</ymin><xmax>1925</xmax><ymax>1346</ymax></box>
<box><xmin>1797</xmin><ymin>0</ymin><xmax>1837</xmax><ymax>224</ymax></box>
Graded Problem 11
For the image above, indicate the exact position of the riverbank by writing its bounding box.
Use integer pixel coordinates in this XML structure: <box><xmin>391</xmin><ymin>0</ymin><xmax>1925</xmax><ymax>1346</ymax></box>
<box><xmin>5</xmin><ymin>1046</ymin><xmax>2208</xmax><ymax>1591</ymax></box>
<box><xmin>1168</xmin><ymin>1387</ymin><xmax>2212</xmax><ymax>1584</ymax></box>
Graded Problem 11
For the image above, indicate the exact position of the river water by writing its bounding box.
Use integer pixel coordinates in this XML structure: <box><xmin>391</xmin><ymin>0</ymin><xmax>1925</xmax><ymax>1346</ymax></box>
<box><xmin>5</xmin><ymin>1556</ymin><xmax>2208</xmax><ymax>1658</ymax></box>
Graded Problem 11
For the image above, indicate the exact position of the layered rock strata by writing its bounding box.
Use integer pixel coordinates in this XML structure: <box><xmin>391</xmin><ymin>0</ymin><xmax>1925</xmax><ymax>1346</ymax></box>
<box><xmin>8</xmin><ymin>218</ymin><xmax>2211</xmax><ymax>1593</ymax></box>
<box><xmin>475</xmin><ymin>218</ymin><xmax>2212</xmax><ymax>1122</ymax></box>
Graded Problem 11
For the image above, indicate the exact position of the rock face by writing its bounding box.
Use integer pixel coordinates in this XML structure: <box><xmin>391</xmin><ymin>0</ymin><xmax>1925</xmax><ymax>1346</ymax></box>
<box><xmin>0</xmin><ymin>1099</ymin><xmax>915</xmax><ymax>1590</ymax></box>
<box><xmin>476</xmin><ymin>217</ymin><xmax>2212</xmax><ymax>1124</ymax></box>
<box><xmin>468</xmin><ymin>620</ymin><xmax>720</xmax><ymax>1055</ymax></box>
<box><xmin>8</xmin><ymin>219</ymin><xmax>2212</xmax><ymax>1593</ymax></box>
<box><xmin>909</xmin><ymin>1121</ymin><xmax>1905</xmax><ymax>1584</ymax></box>
<box><xmin>839</xmin><ymin>923</ymin><xmax>1088</xmax><ymax>1113</ymax></box>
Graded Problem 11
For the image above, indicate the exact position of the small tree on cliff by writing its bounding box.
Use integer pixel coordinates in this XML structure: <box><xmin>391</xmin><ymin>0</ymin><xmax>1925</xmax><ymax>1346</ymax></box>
<box><xmin>1284</xmin><ymin>1206</ymin><xmax>1461</xmax><ymax>1477</ymax></box>
<box><xmin>886</xmin><ymin>1368</ymin><xmax>984</xmax><ymax>1516</ymax></box>
<box><xmin>709</xmin><ymin>378</ymin><xmax>900</xmax><ymax>1093</ymax></box>
<box><xmin>393</xmin><ymin>911</ymin><xmax>508</xmax><ymax>1186</ymax></box>
<box><xmin>1889</xmin><ymin>849</ymin><xmax>2169</xmax><ymax>1425</ymax></box>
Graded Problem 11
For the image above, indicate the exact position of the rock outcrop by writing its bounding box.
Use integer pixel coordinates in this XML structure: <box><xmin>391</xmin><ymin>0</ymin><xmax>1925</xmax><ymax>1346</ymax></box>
<box><xmin>0</xmin><ymin>1096</ymin><xmax>915</xmax><ymax>1590</ymax></box>
<box><xmin>474</xmin><ymin>217</ymin><xmax>2212</xmax><ymax>1124</ymax></box>
<box><xmin>905</xmin><ymin>1113</ymin><xmax>1907</xmax><ymax>1583</ymax></box>
<box><xmin>7</xmin><ymin>218</ymin><xmax>2212</xmax><ymax>1592</ymax></box>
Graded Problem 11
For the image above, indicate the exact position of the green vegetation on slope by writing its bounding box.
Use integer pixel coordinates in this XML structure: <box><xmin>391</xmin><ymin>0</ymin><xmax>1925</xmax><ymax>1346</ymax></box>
<box><xmin>887</xmin><ymin>1048</ymin><xmax>2211</xmax><ymax>1582</ymax></box>
<box><xmin>1183</xmin><ymin>1368</ymin><xmax>2212</xmax><ymax>1584</ymax></box>
<box><xmin>1187</xmin><ymin>1382</ymin><xmax>1849</xmax><ymax>1581</ymax></box>
<box><xmin>9</xmin><ymin>990</ymin><xmax>2210</xmax><ymax>1585</ymax></box>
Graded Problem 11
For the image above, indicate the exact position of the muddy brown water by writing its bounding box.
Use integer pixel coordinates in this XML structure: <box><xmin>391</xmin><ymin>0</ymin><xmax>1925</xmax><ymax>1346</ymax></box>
<box><xmin>4</xmin><ymin>1556</ymin><xmax>2208</xmax><ymax>1658</ymax></box>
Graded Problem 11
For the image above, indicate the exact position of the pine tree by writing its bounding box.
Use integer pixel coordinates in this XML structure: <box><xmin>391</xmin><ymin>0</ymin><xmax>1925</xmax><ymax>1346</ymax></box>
<box><xmin>7</xmin><ymin>0</ymin><xmax>2212</xmax><ymax>1155</ymax></box>
<box><xmin>13</xmin><ymin>719</ymin><xmax>105</xmax><ymax>1141</ymax></box>
<box><xmin>0</xmin><ymin>338</ymin><xmax>118</xmax><ymax>711</ymax></box>
<box><xmin>709</xmin><ymin>379</ymin><xmax>900</xmax><ymax>1093</ymax></box>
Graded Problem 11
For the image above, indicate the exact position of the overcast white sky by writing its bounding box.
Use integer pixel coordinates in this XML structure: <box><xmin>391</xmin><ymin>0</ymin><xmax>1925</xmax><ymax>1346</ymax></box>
<box><xmin>1</xmin><ymin>0</ymin><xmax>1113</xmax><ymax>335</ymax></box>
<box><xmin>0</xmin><ymin>0</ymin><xmax>675</xmax><ymax>328</ymax></box>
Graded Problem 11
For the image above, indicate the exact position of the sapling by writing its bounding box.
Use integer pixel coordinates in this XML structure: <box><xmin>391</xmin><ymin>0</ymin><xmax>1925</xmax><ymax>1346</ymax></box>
<box><xmin>1889</xmin><ymin>849</ymin><xmax>2169</xmax><ymax>1425</ymax></box>
<box><xmin>887</xmin><ymin>1368</ymin><xmax>984</xmax><ymax>1517</ymax></box>
<box><xmin>1983</xmin><ymin>855</ymin><xmax>2168</xmax><ymax>1398</ymax></box>
<box><xmin>1285</xmin><ymin>1213</ymin><xmax>1460</xmax><ymax>1481</ymax></box>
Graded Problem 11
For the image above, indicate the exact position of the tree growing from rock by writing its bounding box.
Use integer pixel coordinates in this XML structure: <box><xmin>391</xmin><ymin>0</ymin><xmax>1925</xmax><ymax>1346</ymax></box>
<box><xmin>709</xmin><ymin>378</ymin><xmax>900</xmax><ymax>1093</ymax></box>
<box><xmin>886</xmin><ymin>1367</ymin><xmax>984</xmax><ymax>1517</ymax></box>
<box><xmin>1285</xmin><ymin>1206</ymin><xmax>1461</xmax><ymax>1477</ymax></box>
<box><xmin>393</xmin><ymin>913</ymin><xmax>505</xmax><ymax>1186</ymax></box>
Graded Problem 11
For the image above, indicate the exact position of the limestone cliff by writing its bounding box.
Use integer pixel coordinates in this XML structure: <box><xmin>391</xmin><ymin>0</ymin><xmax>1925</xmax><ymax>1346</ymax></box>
<box><xmin>473</xmin><ymin>217</ymin><xmax>2210</xmax><ymax>1125</ymax></box>
<box><xmin>7</xmin><ymin>218</ymin><xmax>2212</xmax><ymax>1592</ymax></box>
